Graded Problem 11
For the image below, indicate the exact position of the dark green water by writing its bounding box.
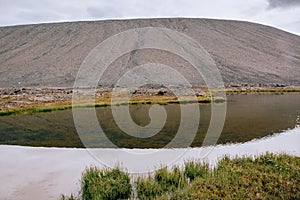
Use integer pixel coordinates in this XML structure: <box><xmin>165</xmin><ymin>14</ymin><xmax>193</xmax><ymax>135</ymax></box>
<box><xmin>0</xmin><ymin>93</ymin><xmax>299</xmax><ymax>148</ymax></box>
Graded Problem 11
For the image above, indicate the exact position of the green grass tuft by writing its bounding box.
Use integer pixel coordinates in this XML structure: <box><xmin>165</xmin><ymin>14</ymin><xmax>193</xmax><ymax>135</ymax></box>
<box><xmin>60</xmin><ymin>194</ymin><xmax>80</xmax><ymax>200</ymax></box>
<box><xmin>137</xmin><ymin>166</ymin><xmax>188</xmax><ymax>199</ymax></box>
<box><xmin>184</xmin><ymin>160</ymin><xmax>209</xmax><ymax>181</ymax></box>
<box><xmin>81</xmin><ymin>166</ymin><xmax>132</xmax><ymax>200</ymax></box>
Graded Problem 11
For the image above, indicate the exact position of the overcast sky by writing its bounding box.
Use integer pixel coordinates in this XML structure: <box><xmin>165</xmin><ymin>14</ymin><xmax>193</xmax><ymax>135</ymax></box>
<box><xmin>0</xmin><ymin>0</ymin><xmax>299</xmax><ymax>35</ymax></box>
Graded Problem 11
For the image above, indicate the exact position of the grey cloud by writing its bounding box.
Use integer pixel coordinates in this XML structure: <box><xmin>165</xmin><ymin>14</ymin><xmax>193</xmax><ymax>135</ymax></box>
<box><xmin>86</xmin><ymin>0</ymin><xmax>124</xmax><ymax>19</ymax></box>
<box><xmin>17</xmin><ymin>10</ymin><xmax>62</xmax><ymax>22</ymax></box>
<box><xmin>87</xmin><ymin>6</ymin><xmax>122</xmax><ymax>19</ymax></box>
<box><xmin>267</xmin><ymin>0</ymin><xmax>300</xmax><ymax>9</ymax></box>
<box><xmin>282</xmin><ymin>19</ymin><xmax>300</xmax><ymax>35</ymax></box>
<box><xmin>0</xmin><ymin>0</ymin><xmax>299</xmax><ymax>36</ymax></box>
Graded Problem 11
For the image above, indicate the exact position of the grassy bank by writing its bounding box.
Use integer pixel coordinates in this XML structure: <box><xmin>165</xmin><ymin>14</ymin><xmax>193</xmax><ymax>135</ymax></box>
<box><xmin>61</xmin><ymin>153</ymin><xmax>300</xmax><ymax>199</ymax></box>
<box><xmin>1</xmin><ymin>87</ymin><xmax>300</xmax><ymax>116</ymax></box>
<box><xmin>0</xmin><ymin>105</ymin><xmax>73</xmax><ymax>116</ymax></box>
<box><xmin>0</xmin><ymin>95</ymin><xmax>224</xmax><ymax>116</ymax></box>
<box><xmin>225</xmin><ymin>87</ymin><xmax>300</xmax><ymax>93</ymax></box>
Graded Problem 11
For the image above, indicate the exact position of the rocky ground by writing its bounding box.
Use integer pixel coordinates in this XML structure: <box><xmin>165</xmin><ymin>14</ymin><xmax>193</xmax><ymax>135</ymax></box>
<box><xmin>1</xmin><ymin>86</ymin><xmax>299</xmax><ymax>114</ymax></box>
<box><xmin>0</xmin><ymin>87</ymin><xmax>73</xmax><ymax>110</ymax></box>
<box><xmin>0</xmin><ymin>86</ymin><xmax>204</xmax><ymax>111</ymax></box>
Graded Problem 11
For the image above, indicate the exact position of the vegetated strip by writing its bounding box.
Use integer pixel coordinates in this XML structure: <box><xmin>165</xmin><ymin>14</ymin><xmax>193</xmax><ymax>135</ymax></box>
<box><xmin>0</xmin><ymin>95</ymin><xmax>223</xmax><ymax>116</ymax></box>
<box><xmin>60</xmin><ymin>153</ymin><xmax>300</xmax><ymax>200</ymax></box>
<box><xmin>1</xmin><ymin>87</ymin><xmax>300</xmax><ymax>116</ymax></box>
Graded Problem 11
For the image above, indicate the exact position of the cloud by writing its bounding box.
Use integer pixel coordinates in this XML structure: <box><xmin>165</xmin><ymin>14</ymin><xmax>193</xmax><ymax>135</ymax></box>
<box><xmin>87</xmin><ymin>6</ymin><xmax>122</xmax><ymax>19</ymax></box>
<box><xmin>85</xmin><ymin>0</ymin><xmax>125</xmax><ymax>19</ymax></box>
<box><xmin>0</xmin><ymin>0</ymin><xmax>299</xmax><ymax>35</ymax></box>
<box><xmin>267</xmin><ymin>0</ymin><xmax>300</xmax><ymax>9</ymax></box>
<box><xmin>16</xmin><ymin>10</ymin><xmax>62</xmax><ymax>22</ymax></box>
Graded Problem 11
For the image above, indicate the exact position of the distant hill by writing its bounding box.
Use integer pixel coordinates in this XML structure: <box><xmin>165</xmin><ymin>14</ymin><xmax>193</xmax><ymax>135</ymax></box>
<box><xmin>0</xmin><ymin>18</ymin><xmax>299</xmax><ymax>88</ymax></box>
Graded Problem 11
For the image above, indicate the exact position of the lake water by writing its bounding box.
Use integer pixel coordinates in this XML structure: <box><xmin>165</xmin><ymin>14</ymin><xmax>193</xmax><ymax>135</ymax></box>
<box><xmin>0</xmin><ymin>93</ymin><xmax>299</xmax><ymax>199</ymax></box>
<box><xmin>0</xmin><ymin>93</ymin><xmax>299</xmax><ymax>148</ymax></box>
<box><xmin>1</xmin><ymin>126</ymin><xmax>300</xmax><ymax>200</ymax></box>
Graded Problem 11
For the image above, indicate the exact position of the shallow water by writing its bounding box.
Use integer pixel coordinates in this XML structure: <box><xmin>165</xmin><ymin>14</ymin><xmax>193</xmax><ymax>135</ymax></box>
<box><xmin>0</xmin><ymin>93</ymin><xmax>299</xmax><ymax>148</ymax></box>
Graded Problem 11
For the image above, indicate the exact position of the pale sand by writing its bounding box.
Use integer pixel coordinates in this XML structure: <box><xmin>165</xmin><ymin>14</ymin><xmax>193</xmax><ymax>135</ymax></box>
<box><xmin>0</xmin><ymin>126</ymin><xmax>299</xmax><ymax>200</ymax></box>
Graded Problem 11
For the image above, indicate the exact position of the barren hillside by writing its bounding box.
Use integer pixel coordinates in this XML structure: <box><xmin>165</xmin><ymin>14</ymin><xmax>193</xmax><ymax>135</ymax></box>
<box><xmin>0</xmin><ymin>18</ymin><xmax>299</xmax><ymax>87</ymax></box>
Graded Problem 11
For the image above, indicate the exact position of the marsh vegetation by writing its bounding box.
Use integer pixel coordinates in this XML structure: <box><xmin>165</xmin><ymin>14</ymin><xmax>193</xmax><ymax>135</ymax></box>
<box><xmin>61</xmin><ymin>153</ymin><xmax>300</xmax><ymax>199</ymax></box>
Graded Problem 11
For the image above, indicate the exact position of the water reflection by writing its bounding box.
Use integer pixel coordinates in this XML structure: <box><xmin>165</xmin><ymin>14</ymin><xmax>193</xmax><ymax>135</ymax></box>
<box><xmin>0</xmin><ymin>93</ymin><xmax>299</xmax><ymax>148</ymax></box>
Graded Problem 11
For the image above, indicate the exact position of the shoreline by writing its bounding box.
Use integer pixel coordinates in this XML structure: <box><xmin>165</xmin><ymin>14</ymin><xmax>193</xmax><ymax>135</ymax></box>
<box><xmin>1</xmin><ymin>86</ymin><xmax>300</xmax><ymax>116</ymax></box>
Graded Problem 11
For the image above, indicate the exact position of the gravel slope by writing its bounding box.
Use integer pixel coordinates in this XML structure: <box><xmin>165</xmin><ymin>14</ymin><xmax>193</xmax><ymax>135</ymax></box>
<box><xmin>0</xmin><ymin>18</ymin><xmax>299</xmax><ymax>87</ymax></box>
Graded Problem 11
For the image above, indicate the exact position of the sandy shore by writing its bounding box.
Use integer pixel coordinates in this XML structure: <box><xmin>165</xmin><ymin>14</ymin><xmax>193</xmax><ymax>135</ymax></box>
<box><xmin>0</xmin><ymin>126</ymin><xmax>299</xmax><ymax>200</ymax></box>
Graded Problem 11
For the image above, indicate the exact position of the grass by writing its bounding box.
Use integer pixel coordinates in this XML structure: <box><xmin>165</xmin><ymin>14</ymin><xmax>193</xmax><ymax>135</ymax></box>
<box><xmin>225</xmin><ymin>88</ymin><xmax>300</xmax><ymax>93</ymax></box>
<box><xmin>80</xmin><ymin>167</ymin><xmax>131</xmax><ymax>200</ymax></box>
<box><xmin>159</xmin><ymin>153</ymin><xmax>300</xmax><ymax>200</ymax></box>
<box><xmin>184</xmin><ymin>160</ymin><xmax>209</xmax><ymax>181</ymax></box>
<box><xmin>137</xmin><ymin>167</ymin><xmax>188</xmax><ymax>199</ymax></box>
<box><xmin>60</xmin><ymin>194</ymin><xmax>80</xmax><ymax>200</ymax></box>
<box><xmin>1</xmin><ymin>87</ymin><xmax>299</xmax><ymax>116</ymax></box>
<box><xmin>2</xmin><ymin>87</ymin><xmax>299</xmax><ymax>117</ymax></box>
<box><xmin>0</xmin><ymin>105</ymin><xmax>73</xmax><ymax>116</ymax></box>
<box><xmin>61</xmin><ymin>153</ymin><xmax>299</xmax><ymax>199</ymax></box>
<box><xmin>0</xmin><ymin>95</ymin><xmax>225</xmax><ymax>117</ymax></box>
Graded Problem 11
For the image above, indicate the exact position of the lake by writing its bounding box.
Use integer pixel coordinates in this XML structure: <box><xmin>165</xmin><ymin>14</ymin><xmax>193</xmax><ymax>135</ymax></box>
<box><xmin>0</xmin><ymin>93</ymin><xmax>299</xmax><ymax>148</ymax></box>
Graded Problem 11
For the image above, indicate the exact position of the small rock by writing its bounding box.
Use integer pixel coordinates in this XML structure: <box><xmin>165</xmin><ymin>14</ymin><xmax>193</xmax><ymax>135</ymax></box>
<box><xmin>156</xmin><ymin>90</ymin><xmax>167</xmax><ymax>96</ymax></box>
<box><xmin>13</xmin><ymin>89</ymin><xmax>21</xmax><ymax>94</ymax></box>
<box><xmin>195</xmin><ymin>92</ymin><xmax>206</xmax><ymax>97</ymax></box>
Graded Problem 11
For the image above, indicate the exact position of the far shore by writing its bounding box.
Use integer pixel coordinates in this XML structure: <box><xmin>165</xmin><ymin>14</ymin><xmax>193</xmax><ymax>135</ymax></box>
<box><xmin>1</xmin><ymin>86</ymin><xmax>300</xmax><ymax>116</ymax></box>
